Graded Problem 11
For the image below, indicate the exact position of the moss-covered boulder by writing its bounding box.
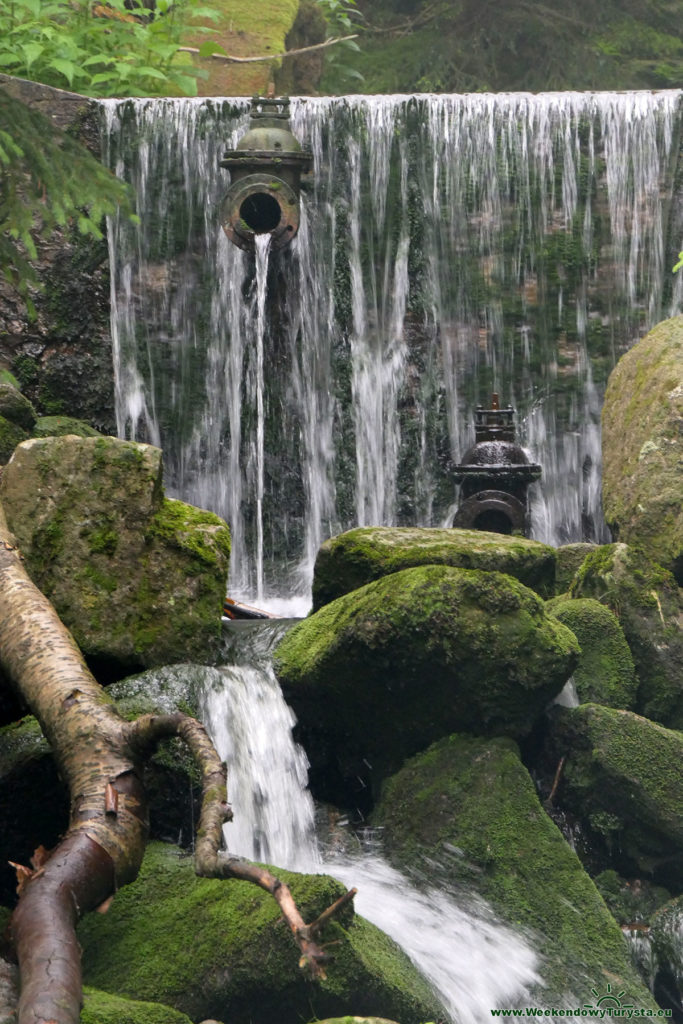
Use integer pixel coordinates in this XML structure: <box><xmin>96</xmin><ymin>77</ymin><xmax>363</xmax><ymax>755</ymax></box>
<box><xmin>594</xmin><ymin>869</ymin><xmax>670</xmax><ymax>928</ymax></box>
<box><xmin>0</xmin><ymin>436</ymin><xmax>230</xmax><ymax>670</ymax></box>
<box><xmin>555</xmin><ymin>543</ymin><xmax>599</xmax><ymax>595</ymax></box>
<box><xmin>33</xmin><ymin>414</ymin><xmax>101</xmax><ymax>438</ymax></box>
<box><xmin>276</xmin><ymin>565</ymin><xmax>578</xmax><ymax>803</ymax></box>
<box><xmin>373</xmin><ymin>733</ymin><xmax>658</xmax><ymax>1008</ymax></box>
<box><xmin>312</xmin><ymin>526</ymin><xmax>557</xmax><ymax>610</ymax></box>
<box><xmin>81</xmin><ymin>988</ymin><xmax>196</xmax><ymax>1024</ymax></box>
<box><xmin>0</xmin><ymin>414</ymin><xmax>28</xmax><ymax>463</ymax></box>
<box><xmin>545</xmin><ymin>704</ymin><xmax>683</xmax><ymax>886</ymax></box>
<box><xmin>0</xmin><ymin>381</ymin><xmax>36</xmax><ymax>431</ymax></box>
<box><xmin>546</xmin><ymin>597</ymin><xmax>637</xmax><ymax>708</ymax></box>
<box><xmin>569</xmin><ymin>543</ymin><xmax>683</xmax><ymax>726</ymax></box>
<box><xmin>602</xmin><ymin>315</ymin><xmax>683</xmax><ymax>585</ymax></box>
<box><xmin>77</xmin><ymin>842</ymin><xmax>445</xmax><ymax>1024</ymax></box>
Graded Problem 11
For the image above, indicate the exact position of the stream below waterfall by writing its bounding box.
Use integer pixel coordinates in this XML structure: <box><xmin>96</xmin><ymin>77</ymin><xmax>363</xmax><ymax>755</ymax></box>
<box><xmin>199</xmin><ymin>620</ymin><xmax>569</xmax><ymax>1022</ymax></box>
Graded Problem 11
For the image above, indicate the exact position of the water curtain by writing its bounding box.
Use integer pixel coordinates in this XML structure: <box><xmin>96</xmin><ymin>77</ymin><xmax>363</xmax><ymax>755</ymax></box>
<box><xmin>101</xmin><ymin>91</ymin><xmax>683</xmax><ymax>602</ymax></box>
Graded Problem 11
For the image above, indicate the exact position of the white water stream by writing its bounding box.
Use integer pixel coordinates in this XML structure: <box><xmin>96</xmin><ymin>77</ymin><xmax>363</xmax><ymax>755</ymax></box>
<box><xmin>200</xmin><ymin>622</ymin><xmax>542</xmax><ymax>1022</ymax></box>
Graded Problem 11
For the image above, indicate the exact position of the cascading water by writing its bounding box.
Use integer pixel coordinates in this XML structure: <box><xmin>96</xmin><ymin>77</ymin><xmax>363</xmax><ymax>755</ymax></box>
<box><xmin>201</xmin><ymin>621</ymin><xmax>542</xmax><ymax>1022</ymax></box>
<box><xmin>102</xmin><ymin>91</ymin><xmax>683</xmax><ymax>603</ymax></box>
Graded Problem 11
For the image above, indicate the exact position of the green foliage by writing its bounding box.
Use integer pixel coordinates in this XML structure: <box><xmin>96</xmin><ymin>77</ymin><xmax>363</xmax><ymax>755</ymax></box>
<box><xmin>674</xmin><ymin>251</ymin><xmax>683</xmax><ymax>273</ymax></box>
<box><xmin>0</xmin><ymin>0</ymin><xmax>217</xmax><ymax>97</ymax></box>
<box><xmin>322</xmin><ymin>0</ymin><xmax>683</xmax><ymax>93</ymax></box>
<box><xmin>315</xmin><ymin>0</ymin><xmax>365</xmax><ymax>83</ymax></box>
<box><xmin>0</xmin><ymin>89</ymin><xmax>136</xmax><ymax>310</ymax></box>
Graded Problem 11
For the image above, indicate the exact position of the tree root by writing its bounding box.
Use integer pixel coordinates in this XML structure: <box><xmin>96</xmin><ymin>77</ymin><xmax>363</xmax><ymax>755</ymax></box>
<box><xmin>0</xmin><ymin>505</ymin><xmax>355</xmax><ymax>1021</ymax></box>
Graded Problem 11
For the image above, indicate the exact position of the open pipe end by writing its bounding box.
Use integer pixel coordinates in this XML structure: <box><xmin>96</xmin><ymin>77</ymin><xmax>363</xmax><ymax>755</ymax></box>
<box><xmin>220</xmin><ymin>174</ymin><xmax>300</xmax><ymax>253</ymax></box>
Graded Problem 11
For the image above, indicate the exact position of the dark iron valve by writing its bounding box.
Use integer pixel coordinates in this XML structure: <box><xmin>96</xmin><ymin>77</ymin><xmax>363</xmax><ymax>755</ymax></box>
<box><xmin>219</xmin><ymin>96</ymin><xmax>312</xmax><ymax>253</ymax></box>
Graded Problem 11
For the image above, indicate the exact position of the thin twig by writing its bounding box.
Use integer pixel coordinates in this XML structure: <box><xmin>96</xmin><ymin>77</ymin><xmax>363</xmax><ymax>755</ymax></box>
<box><xmin>178</xmin><ymin>34</ymin><xmax>359</xmax><ymax>64</ymax></box>
<box><xmin>544</xmin><ymin>756</ymin><xmax>566</xmax><ymax>808</ymax></box>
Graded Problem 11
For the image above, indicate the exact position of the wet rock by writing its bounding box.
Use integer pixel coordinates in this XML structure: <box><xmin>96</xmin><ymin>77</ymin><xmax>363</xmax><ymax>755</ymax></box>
<box><xmin>0</xmin><ymin>435</ymin><xmax>230</xmax><ymax>671</ymax></box>
<box><xmin>555</xmin><ymin>542</ymin><xmax>599</xmax><ymax>595</ymax></box>
<box><xmin>569</xmin><ymin>543</ymin><xmax>683</xmax><ymax>727</ymax></box>
<box><xmin>32</xmin><ymin>415</ymin><xmax>101</xmax><ymax>438</ymax></box>
<box><xmin>545</xmin><ymin>704</ymin><xmax>683</xmax><ymax>887</ymax></box>
<box><xmin>312</xmin><ymin>526</ymin><xmax>558</xmax><ymax>611</ymax></box>
<box><xmin>77</xmin><ymin>842</ymin><xmax>445</xmax><ymax>1024</ymax></box>
<box><xmin>545</xmin><ymin>597</ymin><xmax>637</xmax><ymax>709</ymax></box>
<box><xmin>602</xmin><ymin>314</ymin><xmax>683</xmax><ymax>585</ymax></box>
<box><xmin>372</xmin><ymin>732</ymin><xmax>657</xmax><ymax>1009</ymax></box>
<box><xmin>81</xmin><ymin>987</ymin><xmax>195</xmax><ymax>1024</ymax></box>
<box><xmin>276</xmin><ymin>565</ymin><xmax>578</xmax><ymax>804</ymax></box>
<box><xmin>0</xmin><ymin>382</ymin><xmax>36</xmax><ymax>431</ymax></box>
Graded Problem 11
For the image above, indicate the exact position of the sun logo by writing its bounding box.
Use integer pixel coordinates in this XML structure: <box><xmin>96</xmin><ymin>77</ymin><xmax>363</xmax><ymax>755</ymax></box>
<box><xmin>584</xmin><ymin>983</ymin><xmax>634</xmax><ymax>1009</ymax></box>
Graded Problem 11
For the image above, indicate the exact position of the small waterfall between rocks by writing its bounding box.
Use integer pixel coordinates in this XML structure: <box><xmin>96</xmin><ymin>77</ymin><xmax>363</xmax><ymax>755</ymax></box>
<box><xmin>101</xmin><ymin>90</ymin><xmax>683</xmax><ymax>606</ymax></box>
<box><xmin>200</xmin><ymin>621</ymin><xmax>542</xmax><ymax>1023</ymax></box>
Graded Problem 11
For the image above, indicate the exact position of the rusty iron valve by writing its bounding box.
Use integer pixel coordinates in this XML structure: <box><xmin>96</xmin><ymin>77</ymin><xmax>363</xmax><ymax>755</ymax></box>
<box><xmin>219</xmin><ymin>96</ymin><xmax>312</xmax><ymax>253</ymax></box>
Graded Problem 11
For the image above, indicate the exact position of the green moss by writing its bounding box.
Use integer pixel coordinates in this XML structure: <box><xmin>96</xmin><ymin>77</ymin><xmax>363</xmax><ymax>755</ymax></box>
<box><xmin>77</xmin><ymin>842</ymin><xmax>443</xmax><ymax>1024</ymax></box>
<box><xmin>312</xmin><ymin>526</ymin><xmax>557</xmax><ymax>609</ymax></box>
<box><xmin>546</xmin><ymin>704</ymin><xmax>683</xmax><ymax>884</ymax></box>
<box><xmin>593</xmin><ymin>870</ymin><xmax>670</xmax><ymax>927</ymax></box>
<box><xmin>374</xmin><ymin>733</ymin><xmax>658</xmax><ymax>1007</ymax></box>
<box><xmin>33</xmin><ymin>415</ymin><xmax>101</xmax><ymax>438</ymax></box>
<box><xmin>81</xmin><ymin>987</ymin><xmax>194</xmax><ymax>1024</ymax></box>
<box><xmin>0</xmin><ymin>716</ymin><xmax>48</xmax><ymax>777</ymax></box>
<box><xmin>547</xmin><ymin>597</ymin><xmax>637</xmax><ymax>708</ymax></box>
<box><xmin>147</xmin><ymin>497</ymin><xmax>231</xmax><ymax>568</ymax></box>
<box><xmin>0</xmin><ymin>414</ymin><xmax>28</xmax><ymax>462</ymax></box>
<box><xmin>569</xmin><ymin>543</ymin><xmax>683</xmax><ymax>726</ymax></box>
<box><xmin>0</xmin><ymin>370</ymin><xmax>20</xmax><ymax>388</ymax></box>
<box><xmin>277</xmin><ymin>565</ymin><xmax>578</xmax><ymax>797</ymax></box>
<box><xmin>11</xmin><ymin>354</ymin><xmax>39</xmax><ymax>390</ymax></box>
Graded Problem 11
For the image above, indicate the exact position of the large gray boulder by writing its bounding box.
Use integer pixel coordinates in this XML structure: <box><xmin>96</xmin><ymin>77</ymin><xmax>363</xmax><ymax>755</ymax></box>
<box><xmin>0</xmin><ymin>435</ymin><xmax>230</xmax><ymax>670</ymax></box>
<box><xmin>311</xmin><ymin>526</ymin><xmax>558</xmax><ymax>609</ymax></box>
<box><xmin>602</xmin><ymin>315</ymin><xmax>683</xmax><ymax>585</ymax></box>
<box><xmin>276</xmin><ymin>565</ymin><xmax>578</xmax><ymax>801</ymax></box>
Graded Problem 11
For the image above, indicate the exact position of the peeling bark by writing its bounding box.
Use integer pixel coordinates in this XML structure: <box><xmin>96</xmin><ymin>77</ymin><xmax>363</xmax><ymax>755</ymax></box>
<box><xmin>0</xmin><ymin>506</ymin><xmax>353</xmax><ymax>1024</ymax></box>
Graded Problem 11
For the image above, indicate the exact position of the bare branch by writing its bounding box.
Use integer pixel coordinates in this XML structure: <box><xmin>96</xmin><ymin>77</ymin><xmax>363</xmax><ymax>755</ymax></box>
<box><xmin>178</xmin><ymin>34</ymin><xmax>359</xmax><ymax>64</ymax></box>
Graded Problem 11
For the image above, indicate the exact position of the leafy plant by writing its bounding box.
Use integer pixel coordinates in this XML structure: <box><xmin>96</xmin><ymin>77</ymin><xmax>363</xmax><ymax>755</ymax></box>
<box><xmin>674</xmin><ymin>251</ymin><xmax>683</xmax><ymax>273</ymax></box>
<box><xmin>0</xmin><ymin>0</ymin><xmax>218</xmax><ymax>97</ymax></box>
<box><xmin>0</xmin><ymin>89</ymin><xmax>136</xmax><ymax>312</ymax></box>
<box><xmin>315</xmin><ymin>0</ymin><xmax>364</xmax><ymax>82</ymax></box>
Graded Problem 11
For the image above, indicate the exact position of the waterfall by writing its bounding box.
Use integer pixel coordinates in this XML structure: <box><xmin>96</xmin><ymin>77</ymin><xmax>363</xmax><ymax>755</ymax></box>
<box><xmin>200</xmin><ymin>621</ymin><xmax>542</xmax><ymax>1023</ymax></box>
<box><xmin>101</xmin><ymin>90</ymin><xmax>683</xmax><ymax>603</ymax></box>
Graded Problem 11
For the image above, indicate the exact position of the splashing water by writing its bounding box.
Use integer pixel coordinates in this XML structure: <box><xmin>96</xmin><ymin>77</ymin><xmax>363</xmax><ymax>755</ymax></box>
<box><xmin>201</xmin><ymin>621</ymin><xmax>542</xmax><ymax>1022</ymax></box>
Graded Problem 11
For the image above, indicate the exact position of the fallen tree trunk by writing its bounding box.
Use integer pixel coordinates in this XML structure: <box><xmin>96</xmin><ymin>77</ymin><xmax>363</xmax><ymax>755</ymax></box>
<box><xmin>0</xmin><ymin>505</ymin><xmax>350</xmax><ymax>1024</ymax></box>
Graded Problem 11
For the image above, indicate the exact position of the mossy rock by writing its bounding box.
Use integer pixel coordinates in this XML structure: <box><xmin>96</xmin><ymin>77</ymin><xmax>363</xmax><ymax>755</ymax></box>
<box><xmin>33</xmin><ymin>415</ymin><xmax>102</xmax><ymax>438</ymax></box>
<box><xmin>569</xmin><ymin>543</ymin><xmax>683</xmax><ymax>727</ymax></box>
<box><xmin>545</xmin><ymin>704</ymin><xmax>683</xmax><ymax>886</ymax></box>
<box><xmin>0</xmin><ymin>436</ymin><xmax>230</xmax><ymax>670</ymax></box>
<box><xmin>372</xmin><ymin>733</ymin><xmax>658</xmax><ymax>1009</ymax></box>
<box><xmin>276</xmin><ymin>565</ymin><xmax>578</xmax><ymax>803</ymax></box>
<box><xmin>594</xmin><ymin>869</ymin><xmax>670</xmax><ymax>927</ymax></box>
<box><xmin>555</xmin><ymin>543</ymin><xmax>599</xmax><ymax>595</ymax></box>
<box><xmin>0</xmin><ymin>414</ymin><xmax>28</xmax><ymax>464</ymax></box>
<box><xmin>312</xmin><ymin>1019</ymin><xmax>401</xmax><ymax>1023</ymax></box>
<box><xmin>546</xmin><ymin>597</ymin><xmax>637</xmax><ymax>709</ymax></box>
<box><xmin>81</xmin><ymin>987</ymin><xmax>195</xmax><ymax>1024</ymax></box>
<box><xmin>0</xmin><ymin>382</ymin><xmax>36</xmax><ymax>431</ymax></box>
<box><xmin>312</xmin><ymin>527</ymin><xmax>557</xmax><ymax>610</ymax></box>
<box><xmin>602</xmin><ymin>315</ymin><xmax>683</xmax><ymax>585</ymax></box>
<box><xmin>77</xmin><ymin>842</ymin><xmax>445</xmax><ymax>1024</ymax></box>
